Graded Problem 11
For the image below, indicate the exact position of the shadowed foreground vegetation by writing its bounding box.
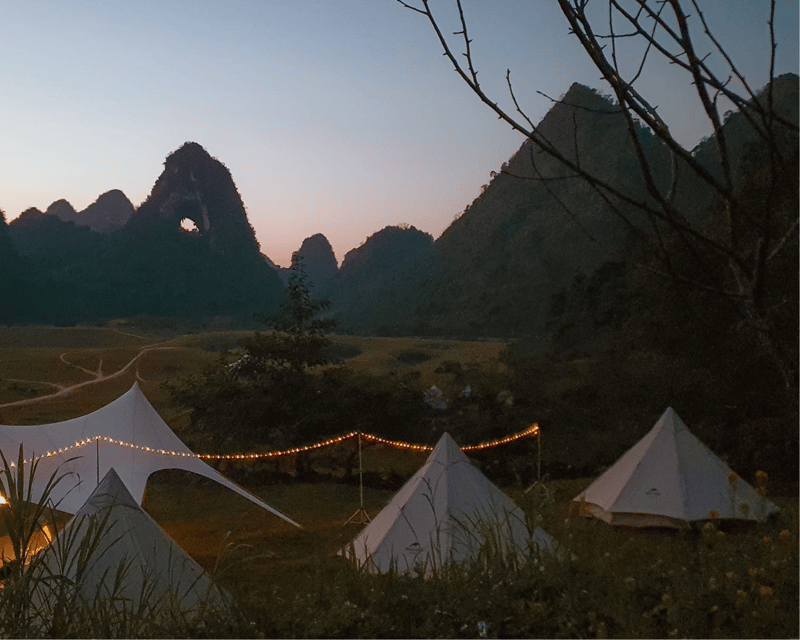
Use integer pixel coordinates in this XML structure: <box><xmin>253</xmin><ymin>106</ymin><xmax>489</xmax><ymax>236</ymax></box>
<box><xmin>1</xmin><ymin>466</ymin><xmax>797</xmax><ymax>639</ymax></box>
<box><xmin>0</xmin><ymin>325</ymin><xmax>797</xmax><ymax>637</ymax></box>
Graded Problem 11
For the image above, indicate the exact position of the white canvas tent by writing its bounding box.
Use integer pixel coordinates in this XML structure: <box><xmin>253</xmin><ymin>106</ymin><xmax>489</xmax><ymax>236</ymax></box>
<box><xmin>0</xmin><ymin>383</ymin><xmax>299</xmax><ymax>526</ymax></box>
<box><xmin>571</xmin><ymin>407</ymin><xmax>779</xmax><ymax>528</ymax></box>
<box><xmin>342</xmin><ymin>432</ymin><xmax>557</xmax><ymax>574</ymax></box>
<box><xmin>29</xmin><ymin>468</ymin><xmax>226</xmax><ymax>614</ymax></box>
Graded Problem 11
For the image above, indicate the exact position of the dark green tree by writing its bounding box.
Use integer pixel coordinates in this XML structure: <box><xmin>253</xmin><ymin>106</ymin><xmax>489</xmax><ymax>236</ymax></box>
<box><xmin>236</xmin><ymin>254</ymin><xmax>337</xmax><ymax>378</ymax></box>
<box><xmin>165</xmin><ymin>253</ymin><xmax>338</xmax><ymax>451</ymax></box>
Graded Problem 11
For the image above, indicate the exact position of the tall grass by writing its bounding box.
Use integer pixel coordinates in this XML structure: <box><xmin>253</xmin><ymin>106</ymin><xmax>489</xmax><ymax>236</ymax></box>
<box><xmin>0</xmin><ymin>448</ymin><xmax>243</xmax><ymax>638</ymax></box>
<box><xmin>0</xmin><ymin>449</ymin><xmax>796</xmax><ymax>637</ymax></box>
<box><xmin>246</xmin><ymin>495</ymin><xmax>797</xmax><ymax>639</ymax></box>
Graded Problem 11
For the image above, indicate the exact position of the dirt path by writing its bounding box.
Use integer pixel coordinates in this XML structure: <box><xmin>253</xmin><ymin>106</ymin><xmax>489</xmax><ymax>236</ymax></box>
<box><xmin>0</xmin><ymin>341</ymin><xmax>181</xmax><ymax>409</ymax></box>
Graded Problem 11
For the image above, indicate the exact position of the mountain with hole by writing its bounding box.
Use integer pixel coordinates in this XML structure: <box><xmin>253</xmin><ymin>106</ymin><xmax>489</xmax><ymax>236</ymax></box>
<box><xmin>128</xmin><ymin>141</ymin><xmax>262</xmax><ymax>259</ymax></box>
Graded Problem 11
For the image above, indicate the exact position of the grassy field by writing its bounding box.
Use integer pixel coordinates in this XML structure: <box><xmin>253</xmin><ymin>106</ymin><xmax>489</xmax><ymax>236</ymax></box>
<box><xmin>138</xmin><ymin>472</ymin><xmax>798</xmax><ymax>638</ymax></box>
<box><xmin>0</xmin><ymin>324</ymin><xmax>797</xmax><ymax>637</ymax></box>
<box><xmin>0</xmin><ymin>326</ymin><xmax>507</xmax><ymax>424</ymax></box>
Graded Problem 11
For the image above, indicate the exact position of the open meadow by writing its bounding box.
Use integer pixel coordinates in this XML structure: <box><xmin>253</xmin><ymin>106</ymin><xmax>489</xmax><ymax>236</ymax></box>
<box><xmin>0</xmin><ymin>324</ymin><xmax>507</xmax><ymax>424</ymax></box>
<box><xmin>0</xmin><ymin>324</ymin><xmax>797</xmax><ymax>638</ymax></box>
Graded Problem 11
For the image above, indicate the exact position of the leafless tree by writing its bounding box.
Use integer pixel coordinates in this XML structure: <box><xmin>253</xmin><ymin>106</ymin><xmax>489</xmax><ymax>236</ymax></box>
<box><xmin>398</xmin><ymin>0</ymin><xmax>798</xmax><ymax>388</ymax></box>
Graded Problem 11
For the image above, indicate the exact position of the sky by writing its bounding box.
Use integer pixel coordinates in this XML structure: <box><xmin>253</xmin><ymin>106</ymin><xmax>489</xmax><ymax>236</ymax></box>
<box><xmin>1</xmin><ymin>1</ymin><xmax>797</xmax><ymax>268</ymax></box>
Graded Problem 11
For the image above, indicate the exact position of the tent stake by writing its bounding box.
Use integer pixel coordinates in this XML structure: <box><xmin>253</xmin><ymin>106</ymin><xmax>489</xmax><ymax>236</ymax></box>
<box><xmin>344</xmin><ymin>431</ymin><xmax>370</xmax><ymax>526</ymax></box>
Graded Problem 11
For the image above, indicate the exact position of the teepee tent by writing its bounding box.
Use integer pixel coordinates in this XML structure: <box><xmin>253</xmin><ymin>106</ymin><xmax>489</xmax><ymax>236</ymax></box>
<box><xmin>0</xmin><ymin>383</ymin><xmax>299</xmax><ymax>526</ymax></box>
<box><xmin>29</xmin><ymin>468</ymin><xmax>225</xmax><ymax>614</ymax></box>
<box><xmin>342</xmin><ymin>432</ymin><xmax>557</xmax><ymax>574</ymax></box>
<box><xmin>571</xmin><ymin>407</ymin><xmax>779</xmax><ymax>528</ymax></box>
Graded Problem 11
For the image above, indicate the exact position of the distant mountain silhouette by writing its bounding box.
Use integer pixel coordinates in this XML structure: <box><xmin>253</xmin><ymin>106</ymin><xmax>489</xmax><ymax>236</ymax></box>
<box><xmin>326</xmin><ymin>84</ymin><xmax>657</xmax><ymax>337</ymax></box>
<box><xmin>1</xmin><ymin>76</ymin><xmax>795</xmax><ymax>347</ymax></box>
<box><xmin>280</xmin><ymin>233</ymin><xmax>338</xmax><ymax>287</ymax></box>
<box><xmin>129</xmin><ymin>141</ymin><xmax>262</xmax><ymax>258</ymax></box>
<box><xmin>3</xmin><ymin>143</ymin><xmax>283</xmax><ymax>323</ymax></box>
<box><xmin>323</xmin><ymin>225</ymin><xmax>433</xmax><ymax>332</ymax></box>
<box><xmin>47</xmin><ymin>190</ymin><xmax>134</xmax><ymax>233</ymax></box>
<box><xmin>325</xmin><ymin>77</ymin><xmax>796</xmax><ymax>353</ymax></box>
<box><xmin>0</xmin><ymin>210</ymin><xmax>13</xmax><ymax>256</ymax></box>
<box><xmin>9</xmin><ymin>208</ymin><xmax>103</xmax><ymax>262</ymax></box>
<box><xmin>0</xmin><ymin>210</ymin><xmax>27</xmax><ymax>324</ymax></box>
<box><xmin>45</xmin><ymin>199</ymin><xmax>78</xmax><ymax>222</ymax></box>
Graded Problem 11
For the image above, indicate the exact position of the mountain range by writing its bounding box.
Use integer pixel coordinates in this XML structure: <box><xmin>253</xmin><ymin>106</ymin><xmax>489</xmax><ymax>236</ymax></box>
<box><xmin>1</xmin><ymin>77</ymin><xmax>797</xmax><ymax>361</ymax></box>
<box><xmin>1</xmin><ymin>142</ymin><xmax>282</xmax><ymax>325</ymax></box>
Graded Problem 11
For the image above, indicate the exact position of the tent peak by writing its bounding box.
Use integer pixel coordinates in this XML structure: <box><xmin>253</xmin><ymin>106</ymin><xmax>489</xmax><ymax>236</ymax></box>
<box><xmin>428</xmin><ymin>432</ymin><xmax>469</xmax><ymax>466</ymax></box>
<box><xmin>89</xmin><ymin>467</ymin><xmax>138</xmax><ymax>510</ymax></box>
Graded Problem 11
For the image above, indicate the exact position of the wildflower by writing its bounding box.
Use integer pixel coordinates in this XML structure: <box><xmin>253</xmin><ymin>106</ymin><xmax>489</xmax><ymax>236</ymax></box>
<box><xmin>717</xmin><ymin>530</ymin><xmax>726</xmax><ymax>539</ymax></box>
<box><xmin>762</xmin><ymin>536</ymin><xmax>772</xmax><ymax>546</ymax></box>
<box><xmin>728</xmin><ymin>471</ymin><xmax>738</xmax><ymax>484</ymax></box>
<box><xmin>725</xmin><ymin>571</ymin><xmax>736</xmax><ymax>581</ymax></box>
<box><xmin>703</xmin><ymin>522</ymin><xmax>715</xmax><ymax>532</ymax></box>
<box><xmin>779</xmin><ymin>530</ymin><xmax>791</xmax><ymax>545</ymax></box>
<box><xmin>661</xmin><ymin>593</ymin><xmax>672</xmax><ymax>607</ymax></box>
<box><xmin>710</xmin><ymin>605</ymin><xmax>719</xmax><ymax>613</ymax></box>
<box><xmin>737</xmin><ymin>589</ymin><xmax>748</xmax><ymax>598</ymax></box>
<box><xmin>749</xmin><ymin>568</ymin><xmax>758</xmax><ymax>579</ymax></box>
<box><xmin>759</xmin><ymin>586</ymin><xmax>773</xmax><ymax>597</ymax></box>
<box><xmin>708</xmin><ymin>510</ymin><xmax>719</xmax><ymax>520</ymax></box>
<box><xmin>754</xmin><ymin>470</ymin><xmax>768</xmax><ymax>486</ymax></box>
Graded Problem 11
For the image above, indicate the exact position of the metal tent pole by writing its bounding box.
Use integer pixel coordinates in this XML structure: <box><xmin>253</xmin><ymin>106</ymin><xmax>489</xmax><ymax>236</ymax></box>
<box><xmin>344</xmin><ymin>432</ymin><xmax>371</xmax><ymax>526</ymax></box>
<box><xmin>537</xmin><ymin>425</ymin><xmax>541</xmax><ymax>486</ymax></box>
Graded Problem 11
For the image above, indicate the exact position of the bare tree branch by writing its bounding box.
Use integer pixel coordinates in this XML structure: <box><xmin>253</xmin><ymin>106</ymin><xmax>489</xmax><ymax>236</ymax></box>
<box><xmin>397</xmin><ymin>0</ymin><xmax>798</xmax><ymax>386</ymax></box>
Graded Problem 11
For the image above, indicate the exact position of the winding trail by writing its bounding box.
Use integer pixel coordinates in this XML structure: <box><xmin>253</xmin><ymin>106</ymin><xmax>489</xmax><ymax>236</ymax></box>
<box><xmin>0</xmin><ymin>340</ymin><xmax>181</xmax><ymax>410</ymax></box>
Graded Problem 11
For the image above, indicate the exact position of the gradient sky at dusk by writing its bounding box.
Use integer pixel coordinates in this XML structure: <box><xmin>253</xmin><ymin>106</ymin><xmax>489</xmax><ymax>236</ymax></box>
<box><xmin>1</xmin><ymin>1</ymin><xmax>797</xmax><ymax>267</ymax></box>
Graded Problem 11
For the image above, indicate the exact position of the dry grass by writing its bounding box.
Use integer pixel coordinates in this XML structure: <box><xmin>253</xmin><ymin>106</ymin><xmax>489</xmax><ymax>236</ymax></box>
<box><xmin>0</xmin><ymin>328</ymin><xmax>509</xmax><ymax>425</ymax></box>
<box><xmin>1</xmin><ymin>325</ymin><xmax>796</xmax><ymax>637</ymax></box>
<box><xmin>328</xmin><ymin>335</ymin><xmax>508</xmax><ymax>387</ymax></box>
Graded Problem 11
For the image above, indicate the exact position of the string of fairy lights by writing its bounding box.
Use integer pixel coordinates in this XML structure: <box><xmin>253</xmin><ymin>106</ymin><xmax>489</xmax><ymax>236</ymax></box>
<box><xmin>12</xmin><ymin>423</ymin><xmax>540</xmax><ymax>467</ymax></box>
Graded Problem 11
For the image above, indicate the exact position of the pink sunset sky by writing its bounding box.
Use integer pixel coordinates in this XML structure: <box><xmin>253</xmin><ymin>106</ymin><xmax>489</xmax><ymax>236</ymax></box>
<box><xmin>1</xmin><ymin>1</ymin><xmax>797</xmax><ymax>267</ymax></box>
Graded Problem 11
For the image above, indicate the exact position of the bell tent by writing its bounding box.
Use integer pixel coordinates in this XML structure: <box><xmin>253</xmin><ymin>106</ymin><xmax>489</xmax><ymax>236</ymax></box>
<box><xmin>570</xmin><ymin>407</ymin><xmax>779</xmax><ymax>528</ymax></box>
<box><xmin>0</xmin><ymin>383</ymin><xmax>299</xmax><ymax>526</ymax></box>
<box><xmin>342</xmin><ymin>432</ymin><xmax>557</xmax><ymax>574</ymax></box>
<box><xmin>29</xmin><ymin>468</ymin><xmax>226</xmax><ymax>615</ymax></box>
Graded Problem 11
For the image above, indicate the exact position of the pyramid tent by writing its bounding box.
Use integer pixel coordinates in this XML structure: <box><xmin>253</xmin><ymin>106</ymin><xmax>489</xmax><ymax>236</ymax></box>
<box><xmin>0</xmin><ymin>383</ymin><xmax>299</xmax><ymax>526</ymax></box>
<box><xmin>342</xmin><ymin>432</ymin><xmax>557</xmax><ymax>574</ymax></box>
<box><xmin>571</xmin><ymin>407</ymin><xmax>779</xmax><ymax>528</ymax></box>
<box><xmin>29</xmin><ymin>468</ymin><xmax>226</xmax><ymax>614</ymax></box>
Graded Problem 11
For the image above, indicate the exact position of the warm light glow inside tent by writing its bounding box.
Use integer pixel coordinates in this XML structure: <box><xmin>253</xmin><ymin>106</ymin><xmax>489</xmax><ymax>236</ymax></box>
<box><xmin>28</xmin><ymin>468</ymin><xmax>227</xmax><ymax>614</ymax></box>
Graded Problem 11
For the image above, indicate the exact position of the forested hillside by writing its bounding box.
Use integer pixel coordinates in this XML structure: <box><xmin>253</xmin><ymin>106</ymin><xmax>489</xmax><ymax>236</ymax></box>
<box><xmin>3</xmin><ymin>143</ymin><xmax>284</xmax><ymax>324</ymax></box>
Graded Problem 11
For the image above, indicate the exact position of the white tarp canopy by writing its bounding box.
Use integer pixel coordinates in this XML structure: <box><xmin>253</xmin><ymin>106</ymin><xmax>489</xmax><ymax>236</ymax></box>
<box><xmin>0</xmin><ymin>383</ymin><xmax>299</xmax><ymax>526</ymax></box>
<box><xmin>342</xmin><ymin>432</ymin><xmax>557</xmax><ymax>574</ymax></box>
<box><xmin>571</xmin><ymin>407</ymin><xmax>779</xmax><ymax>528</ymax></box>
<box><xmin>29</xmin><ymin>468</ymin><xmax>226</xmax><ymax>614</ymax></box>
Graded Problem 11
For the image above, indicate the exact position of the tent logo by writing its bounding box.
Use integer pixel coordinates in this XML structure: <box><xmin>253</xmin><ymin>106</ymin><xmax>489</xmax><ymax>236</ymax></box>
<box><xmin>646</xmin><ymin>488</ymin><xmax>661</xmax><ymax>498</ymax></box>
